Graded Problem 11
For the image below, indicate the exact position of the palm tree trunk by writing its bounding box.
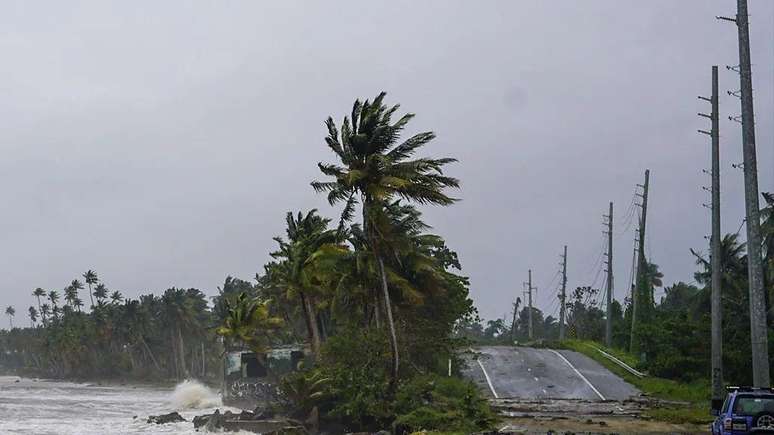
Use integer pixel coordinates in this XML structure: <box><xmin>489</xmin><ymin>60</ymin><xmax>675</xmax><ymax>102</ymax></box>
<box><xmin>140</xmin><ymin>336</ymin><xmax>162</xmax><ymax>372</ymax></box>
<box><xmin>377</xmin><ymin>255</ymin><xmax>399</xmax><ymax>389</ymax></box>
<box><xmin>87</xmin><ymin>284</ymin><xmax>95</xmax><ymax>309</ymax></box>
<box><xmin>299</xmin><ymin>292</ymin><xmax>321</xmax><ymax>359</ymax></box>
<box><xmin>362</xmin><ymin>200</ymin><xmax>398</xmax><ymax>385</ymax></box>
<box><xmin>177</xmin><ymin>325</ymin><xmax>187</xmax><ymax>378</ymax></box>
<box><xmin>170</xmin><ymin>329</ymin><xmax>179</xmax><ymax>379</ymax></box>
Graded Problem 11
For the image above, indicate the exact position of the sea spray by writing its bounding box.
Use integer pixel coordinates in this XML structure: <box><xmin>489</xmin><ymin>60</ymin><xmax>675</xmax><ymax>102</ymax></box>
<box><xmin>169</xmin><ymin>380</ymin><xmax>221</xmax><ymax>409</ymax></box>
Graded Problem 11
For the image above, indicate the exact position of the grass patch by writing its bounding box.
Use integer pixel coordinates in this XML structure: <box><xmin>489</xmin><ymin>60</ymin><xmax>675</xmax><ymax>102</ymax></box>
<box><xmin>558</xmin><ymin>339</ymin><xmax>713</xmax><ymax>424</ymax></box>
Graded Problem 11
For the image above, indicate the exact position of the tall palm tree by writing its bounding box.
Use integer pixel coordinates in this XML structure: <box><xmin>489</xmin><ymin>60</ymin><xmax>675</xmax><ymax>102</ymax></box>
<box><xmin>70</xmin><ymin>280</ymin><xmax>84</xmax><ymax>308</ymax></box>
<box><xmin>28</xmin><ymin>306</ymin><xmax>38</xmax><ymax>327</ymax></box>
<box><xmin>64</xmin><ymin>285</ymin><xmax>78</xmax><ymax>308</ymax></box>
<box><xmin>93</xmin><ymin>283</ymin><xmax>108</xmax><ymax>306</ymax></box>
<box><xmin>267</xmin><ymin>210</ymin><xmax>344</xmax><ymax>358</ymax></box>
<box><xmin>73</xmin><ymin>298</ymin><xmax>84</xmax><ymax>313</ymax></box>
<box><xmin>110</xmin><ymin>291</ymin><xmax>123</xmax><ymax>305</ymax></box>
<box><xmin>48</xmin><ymin>290</ymin><xmax>60</xmax><ymax>310</ymax></box>
<box><xmin>312</xmin><ymin>92</ymin><xmax>459</xmax><ymax>385</ymax></box>
<box><xmin>40</xmin><ymin>303</ymin><xmax>51</xmax><ymax>324</ymax></box>
<box><xmin>33</xmin><ymin>287</ymin><xmax>45</xmax><ymax>323</ymax></box>
<box><xmin>5</xmin><ymin>306</ymin><xmax>15</xmax><ymax>329</ymax></box>
<box><xmin>83</xmin><ymin>270</ymin><xmax>98</xmax><ymax>309</ymax></box>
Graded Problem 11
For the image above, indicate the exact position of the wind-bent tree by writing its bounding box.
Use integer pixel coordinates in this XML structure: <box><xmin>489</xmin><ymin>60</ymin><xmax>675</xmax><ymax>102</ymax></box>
<box><xmin>83</xmin><ymin>270</ymin><xmax>98</xmax><ymax>309</ymax></box>
<box><xmin>48</xmin><ymin>290</ymin><xmax>60</xmax><ymax>318</ymax></box>
<box><xmin>312</xmin><ymin>92</ymin><xmax>459</xmax><ymax>386</ymax></box>
<box><xmin>267</xmin><ymin>210</ymin><xmax>344</xmax><ymax>359</ymax></box>
<box><xmin>28</xmin><ymin>306</ymin><xmax>38</xmax><ymax>327</ymax></box>
<box><xmin>216</xmin><ymin>292</ymin><xmax>283</xmax><ymax>352</ymax></box>
<box><xmin>110</xmin><ymin>291</ymin><xmax>123</xmax><ymax>305</ymax></box>
<box><xmin>70</xmin><ymin>280</ymin><xmax>84</xmax><ymax>306</ymax></box>
<box><xmin>33</xmin><ymin>288</ymin><xmax>45</xmax><ymax>323</ymax></box>
<box><xmin>93</xmin><ymin>283</ymin><xmax>108</xmax><ymax>306</ymax></box>
<box><xmin>5</xmin><ymin>306</ymin><xmax>15</xmax><ymax>329</ymax></box>
<box><xmin>64</xmin><ymin>285</ymin><xmax>78</xmax><ymax>309</ymax></box>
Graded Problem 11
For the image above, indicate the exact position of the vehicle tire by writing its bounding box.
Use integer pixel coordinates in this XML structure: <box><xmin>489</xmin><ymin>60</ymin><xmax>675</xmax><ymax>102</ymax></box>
<box><xmin>754</xmin><ymin>411</ymin><xmax>774</xmax><ymax>431</ymax></box>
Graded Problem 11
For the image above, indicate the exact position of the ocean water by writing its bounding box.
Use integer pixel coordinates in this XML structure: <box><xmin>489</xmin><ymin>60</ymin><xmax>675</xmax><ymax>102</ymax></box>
<box><xmin>0</xmin><ymin>376</ymin><xmax>243</xmax><ymax>434</ymax></box>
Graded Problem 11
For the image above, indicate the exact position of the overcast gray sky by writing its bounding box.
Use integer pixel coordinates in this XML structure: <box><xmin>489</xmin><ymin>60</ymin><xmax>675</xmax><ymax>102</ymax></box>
<box><xmin>1</xmin><ymin>1</ymin><xmax>772</xmax><ymax>323</ymax></box>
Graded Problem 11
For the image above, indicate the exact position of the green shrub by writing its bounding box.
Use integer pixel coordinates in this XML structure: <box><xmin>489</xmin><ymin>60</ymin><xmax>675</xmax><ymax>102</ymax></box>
<box><xmin>393</xmin><ymin>375</ymin><xmax>497</xmax><ymax>434</ymax></box>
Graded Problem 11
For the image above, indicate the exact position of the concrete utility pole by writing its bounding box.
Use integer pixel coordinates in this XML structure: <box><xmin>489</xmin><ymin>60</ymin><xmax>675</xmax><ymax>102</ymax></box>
<box><xmin>630</xmin><ymin>169</ymin><xmax>649</xmax><ymax>355</ymax></box>
<box><xmin>525</xmin><ymin>270</ymin><xmax>536</xmax><ymax>340</ymax></box>
<box><xmin>699</xmin><ymin>66</ymin><xmax>724</xmax><ymax>409</ymax></box>
<box><xmin>559</xmin><ymin>246</ymin><xmax>568</xmax><ymax>341</ymax></box>
<box><xmin>718</xmin><ymin>0</ymin><xmax>770</xmax><ymax>388</ymax></box>
<box><xmin>605</xmin><ymin>202</ymin><xmax>614</xmax><ymax>348</ymax></box>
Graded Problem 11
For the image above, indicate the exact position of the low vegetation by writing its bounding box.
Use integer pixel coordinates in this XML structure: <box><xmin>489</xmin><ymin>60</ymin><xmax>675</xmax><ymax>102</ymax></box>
<box><xmin>560</xmin><ymin>340</ymin><xmax>711</xmax><ymax>424</ymax></box>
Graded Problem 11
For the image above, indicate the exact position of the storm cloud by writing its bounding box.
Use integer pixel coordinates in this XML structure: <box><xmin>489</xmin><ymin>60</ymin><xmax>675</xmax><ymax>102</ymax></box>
<box><xmin>1</xmin><ymin>1</ymin><xmax>772</xmax><ymax>322</ymax></box>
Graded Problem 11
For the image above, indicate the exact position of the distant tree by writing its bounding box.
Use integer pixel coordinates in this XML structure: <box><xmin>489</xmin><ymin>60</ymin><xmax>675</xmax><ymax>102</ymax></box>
<box><xmin>93</xmin><ymin>283</ymin><xmax>108</xmax><ymax>305</ymax></box>
<box><xmin>83</xmin><ymin>270</ymin><xmax>98</xmax><ymax>308</ymax></box>
<box><xmin>28</xmin><ymin>306</ymin><xmax>38</xmax><ymax>326</ymax></box>
<box><xmin>5</xmin><ymin>306</ymin><xmax>15</xmax><ymax>329</ymax></box>
<box><xmin>32</xmin><ymin>288</ymin><xmax>45</xmax><ymax>321</ymax></box>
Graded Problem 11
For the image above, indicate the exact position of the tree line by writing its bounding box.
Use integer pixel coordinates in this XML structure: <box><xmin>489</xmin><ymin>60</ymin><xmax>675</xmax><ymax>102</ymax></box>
<box><xmin>465</xmin><ymin>196</ymin><xmax>774</xmax><ymax>386</ymax></box>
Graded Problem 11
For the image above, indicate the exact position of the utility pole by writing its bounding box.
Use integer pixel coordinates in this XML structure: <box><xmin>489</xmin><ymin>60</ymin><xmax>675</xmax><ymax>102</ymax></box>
<box><xmin>604</xmin><ymin>202</ymin><xmax>614</xmax><ymax>347</ymax></box>
<box><xmin>699</xmin><ymin>65</ymin><xmax>724</xmax><ymax>410</ymax></box>
<box><xmin>630</xmin><ymin>169</ymin><xmax>649</xmax><ymax>355</ymax></box>
<box><xmin>524</xmin><ymin>270</ymin><xmax>536</xmax><ymax>340</ymax></box>
<box><xmin>718</xmin><ymin>0</ymin><xmax>770</xmax><ymax>388</ymax></box>
<box><xmin>559</xmin><ymin>246</ymin><xmax>568</xmax><ymax>341</ymax></box>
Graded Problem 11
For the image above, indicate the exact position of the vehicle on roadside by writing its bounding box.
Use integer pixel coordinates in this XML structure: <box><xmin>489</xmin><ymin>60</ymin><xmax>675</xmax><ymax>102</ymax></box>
<box><xmin>712</xmin><ymin>386</ymin><xmax>774</xmax><ymax>434</ymax></box>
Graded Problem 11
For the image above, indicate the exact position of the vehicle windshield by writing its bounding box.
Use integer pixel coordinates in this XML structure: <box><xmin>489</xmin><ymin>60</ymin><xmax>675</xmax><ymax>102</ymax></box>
<box><xmin>732</xmin><ymin>396</ymin><xmax>774</xmax><ymax>416</ymax></box>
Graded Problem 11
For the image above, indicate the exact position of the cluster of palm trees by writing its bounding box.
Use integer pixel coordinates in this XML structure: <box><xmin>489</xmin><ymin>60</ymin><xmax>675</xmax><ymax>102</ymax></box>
<box><xmin>1</xmin><ymin>270</ymin><xmax>218</xmax><ymax>380</ymax></box>
<box><xmin>216</xmin><ymin>93</ymin><xmax>471</xmax><ymax>387</ymax></box>
<box><xmin>22</xmin><ymin>272</ymin><xmax>124</xmax><ymax>329</ymax></box>
<box><xmin>2</xmin><ymin>93</ymin><xmax>472</xmax><ymax>386</ymax></box>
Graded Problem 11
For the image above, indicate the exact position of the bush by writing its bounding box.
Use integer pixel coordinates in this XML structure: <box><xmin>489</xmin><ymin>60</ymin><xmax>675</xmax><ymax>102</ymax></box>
<box><xmin>279</xmin><ymin>329</ymin><xmax>497</xmax><ymax>433</ymax></box>
<box><xmin>393</xmin><ymin>375</ymin><xmax>497</xmax><ymax>434</ymax></box>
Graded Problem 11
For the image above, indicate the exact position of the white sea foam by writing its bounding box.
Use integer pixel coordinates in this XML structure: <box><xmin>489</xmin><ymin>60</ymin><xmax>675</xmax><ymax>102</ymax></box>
<box><xmin>0</xmin><ymin>377</ymin><xmax>235</xmax><ymax>434</ymax></box>
<box><xmin>169</xmin><ymin>379</ymin><xmax>222</xmax><ymax>409</ymax></box>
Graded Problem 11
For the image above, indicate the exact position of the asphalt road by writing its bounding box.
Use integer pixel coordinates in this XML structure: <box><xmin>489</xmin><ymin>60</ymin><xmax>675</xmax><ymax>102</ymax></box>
<box><xmin>462</xmin><ymin>346</ymin><xmax>639</xmax><ymax>401</ymax></box>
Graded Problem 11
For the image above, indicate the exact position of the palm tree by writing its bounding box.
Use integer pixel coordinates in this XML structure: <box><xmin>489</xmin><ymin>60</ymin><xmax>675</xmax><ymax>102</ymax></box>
<box><xmin>83</xmin><ymin>270</ymin><xmax>98</xmax><ymax>309</ymax></box>
<box><xmin>33</xmin><ymin>287</ymin><xmax>45</xmax><ymax>323</ymax></box>
<box><xmin>267</xmin><ymin>210</ymin><xmax>344</xmax><ymax>358</ymax></box>
<box><xmin>48</xmin><ymin>290</ymin><xmax>60</xmax><ymax>309</ymax></box>
<box><xmin>5</xmin><ymin>306</ymin><xmax>15</xmax><ymax>329</ymax></box>
<box><xmin>93</xmin><ymin>283</ymin><xmax>108</xmax><ymax>305</ymax></box>
<box><xmin>160</xmin><ymin>288</ymin><xmax>205</xmax><ymax>379</ymax></box>
<box><xmin>312</xmin><ymin>92</ymin><xmax>459</xmax><ymax>385</ymax></box>
<box><xmin>28</xmin><ymin>306</ymin><xmax>38</xmax><ymax>327</ymax></box>
<box><xmin>70</xmin><ymin>280</ymin><xmax>84</xmax><ymax>307</ymax></box>
<box><xmin>216</xmin><ymin>292</ymin><xmax>284</xmax><ymax>352</ymax></box>
<box><xmin>64</xmin><ymin>285</ymin><xmax>78</xmax><ymax>308</ymax></box>
<box><xmin>40</xmin><ymin>303</ymin><xmax>51</xmax><ymax>323</ymax></box>
<box><xmin>110</xmin><ymin>291</ymin><xmax>123</xmax><ymax>305</ymax></box>
<box><xmin>73</xmin><ymin>298</ymin><xmax>84</xmax><ymax>313</ymax></box>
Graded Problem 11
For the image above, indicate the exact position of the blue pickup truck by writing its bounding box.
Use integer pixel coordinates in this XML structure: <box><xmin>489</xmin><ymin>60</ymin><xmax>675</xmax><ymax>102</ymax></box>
<box><xmin>712</xmin><ymin>387</ymin><xmax>774</xmax><ymax>434</ymax></box>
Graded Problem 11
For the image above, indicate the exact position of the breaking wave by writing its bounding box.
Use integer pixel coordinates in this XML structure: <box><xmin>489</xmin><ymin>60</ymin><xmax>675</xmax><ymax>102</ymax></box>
<box><xmin>169</xmin><ymin>380</ymin><xmax>221</xmax><ymax>409</ymax></box>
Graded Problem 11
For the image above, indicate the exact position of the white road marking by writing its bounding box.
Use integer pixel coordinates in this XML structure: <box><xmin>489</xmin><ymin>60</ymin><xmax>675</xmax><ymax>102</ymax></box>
<box><xmin>533</xmin><ymin>377</ymin><xmax>539</xmax><ymax>381</ymax></box>
<box><xmin>474</xmin><ymin>355</ymin><xmax>499</xmax><ymax>399</ymax></box>
<box><xmin>549</xmin><ymin>349</ymin><xmax>606</xmax><ymax>401</ymax></box>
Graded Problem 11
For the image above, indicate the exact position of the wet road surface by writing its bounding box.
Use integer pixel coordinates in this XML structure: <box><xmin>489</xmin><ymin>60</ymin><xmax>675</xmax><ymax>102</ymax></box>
<box><xmin>462</xmin><ymin>346</ymin><xmax>639</xmax><ymax>401</ymax></box>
